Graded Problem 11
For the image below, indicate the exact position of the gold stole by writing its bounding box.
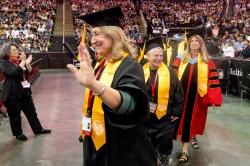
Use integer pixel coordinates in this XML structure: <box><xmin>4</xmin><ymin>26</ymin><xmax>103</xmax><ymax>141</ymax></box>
<box><xmin>178</xmin><ymin>54</ymin><xmax>208</xmax><ymax>97</ymax></box>
<box><xmin>81</xmin><ymin>52</ymin><xmax>128</xmax><ymax>151</ymax></box>
<box><xmin>143</xmin><ymin>62</ymin><xmax>170</xmax><ymax>119</ymax></box>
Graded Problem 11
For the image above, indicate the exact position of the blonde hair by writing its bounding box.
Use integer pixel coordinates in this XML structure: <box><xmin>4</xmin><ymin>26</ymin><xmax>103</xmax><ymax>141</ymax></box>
<box><xmin>183</xmin><ymin>35</ymin><xmax>209</xmax><ymax>63</ymax></box>
<box><xmin>98</xmin><ymin>26</ymin><xmax>136</xmax><ymax>62</ymax></box>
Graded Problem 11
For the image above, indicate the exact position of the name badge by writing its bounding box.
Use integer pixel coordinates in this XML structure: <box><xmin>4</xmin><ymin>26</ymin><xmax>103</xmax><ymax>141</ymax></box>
<box><xmin>149</xmin><ymin>102</ymin><xmax>157</xmax><ymax>113</ymax></box>
<box><xmin>21</xmin><ymin>80</ymin><xmax>31</xmax><ymax>88</ymax></box>
<box><xmin>82</xmin><ymin>116</ymin><xmax>92</xmax><ymax>136</ymax></box>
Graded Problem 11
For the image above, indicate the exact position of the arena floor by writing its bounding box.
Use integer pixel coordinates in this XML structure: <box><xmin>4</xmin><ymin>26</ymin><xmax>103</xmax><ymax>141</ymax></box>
<box><xmin>0</xmin><ymin>70</ymin><xmax>249</xmax><ymax>166</ymax></box>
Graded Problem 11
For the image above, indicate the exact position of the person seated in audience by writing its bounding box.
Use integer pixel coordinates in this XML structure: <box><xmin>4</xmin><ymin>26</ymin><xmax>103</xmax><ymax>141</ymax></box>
<box><xmin>222</xmin><ymin>40</ymin><xmax>235</xmax><ymax>57</ymax></box>
<box><xmin>241</xmin><ymin>37</ymin><xmax>250</xmax><ymax>59</ymax></box>
<box><xmin>234</xmin><ymin>37</ymin><xmax>245</xmax><ymax>51</ymax></box>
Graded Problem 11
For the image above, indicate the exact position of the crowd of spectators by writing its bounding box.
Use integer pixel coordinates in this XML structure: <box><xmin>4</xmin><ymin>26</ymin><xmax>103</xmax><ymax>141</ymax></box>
<box><xmin>0</xmin><ymin>0</ymin><xmax>248</xmax><ymax>57</ymax></box>
<box><xmin>141</xmin><ymin>0</ymin><xmax>223</xmax><ymax>37</ymax></box>
<box><xmin>71</xmin><ymin>0</ymin><xmax>249</xmax><ymax>58</ymax></box>
<box><xmin>0</xmin><ymin>0</ymin><xmax>56</xmax><ymax>52</ymax></box>
<box><xmin>218</xmin><ymin>0</ymin><xmax>250</xmax><ymax>58</ymax></box>
<box><xmin>141</xmin><ymin>0</ymin><xmax>249</xmax><ymax>58</ymax></box>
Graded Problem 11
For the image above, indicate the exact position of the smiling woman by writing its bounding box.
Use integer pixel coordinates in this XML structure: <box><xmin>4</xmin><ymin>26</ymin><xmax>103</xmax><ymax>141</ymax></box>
<box><xmin>172</xmin><ymin>35</ymin><xmax>222</xmax><ymax>163</ymax></box>
<box><xmin>0</xmin><ymin>43</ymin><xmax>51</xmax><ymax>141</ymax></box>
<box><xmin>91</xmin><ymin>26</ymin><xmax>136</xmax><ymax>62</ymax></box>
<box><xmin>67</xmin><ymin>7</ymin><xmax>157</xmax><ymax>166</ymax></box>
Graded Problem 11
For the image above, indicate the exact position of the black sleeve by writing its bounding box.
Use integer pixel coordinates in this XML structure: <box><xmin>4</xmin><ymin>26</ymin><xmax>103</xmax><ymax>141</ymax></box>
<box><xmin>169</xmin><ymin>67</ymin><xmax>184</xmax><ymax>117</ymax></box>
<box><xmin>102</xmin><ymin>90</ymin><xmax>135</xmax><ymax>115</ymax></box>
<box><xmin>0</xmin><ymin>60</ymin><xmax>23</xmax><ymax>77</ymax></box>
<box><xmin>103</xmin><ymin>57</ymin><xmax>149</xmax><ymax>129</ymax></box>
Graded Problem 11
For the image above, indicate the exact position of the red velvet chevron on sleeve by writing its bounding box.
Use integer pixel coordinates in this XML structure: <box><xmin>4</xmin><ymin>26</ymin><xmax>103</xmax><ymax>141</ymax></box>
<box><xmin>202</xmin><ymin>59</ymin><xmax>223</xmax><ymax>106</ymax></box>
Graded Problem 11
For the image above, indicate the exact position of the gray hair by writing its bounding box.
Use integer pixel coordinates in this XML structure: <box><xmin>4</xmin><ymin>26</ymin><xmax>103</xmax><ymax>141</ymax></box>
<box><xmin>0</xmin><ymin>43</ymin><xmax>12</xmax><ymax>59</ymax></box>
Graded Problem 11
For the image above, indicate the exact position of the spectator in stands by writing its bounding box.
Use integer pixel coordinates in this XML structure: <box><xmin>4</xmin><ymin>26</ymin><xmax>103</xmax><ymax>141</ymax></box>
<box><xmin>0</xmin><ymin>43</ymin><xmax>51</xmax><ymax>141</ymax></box>
<box><xmin>143</xmin><ymin>37</ymin><xmax>184</xmax><ymax>166</ymax></box>
<box><xmin>172</xmin><ymin>35</ymin><xmax>222</xmax><ymax>163</ymax></box>
<box><xmin>222</xmin><ymin>30</ymin><xmax>230</xmax><ymax>43</ymax></box>
<box><xmin>67</xmin><ymin>7</ymin><xmax>157</xmax><ymax>166</ymax></box>
<box><xmin>222</xmin><ymin>39</ymin><xmax>235</xmax><ymax>57</ymax></box>
<box><xmin>234</xmin><ymin>37</ymin><xmax>245</xmax><ymax>51</ymax></box>
<box><xmin>206</xmin><ymin>25</ymin><xmax>223</xmax><ymax>57</ymax></box>
<box><xmin>241</xmin><ymin>36</ymin><xmax>250</xmax><ymax>59</ymax></box>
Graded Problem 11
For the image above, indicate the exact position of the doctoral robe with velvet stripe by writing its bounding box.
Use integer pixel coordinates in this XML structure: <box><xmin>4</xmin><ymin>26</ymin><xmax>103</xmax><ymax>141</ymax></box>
<box><xmin>172</xmin><ymin>58</ymin><xmax>222</xmax><ymax>142</ymax></box>
<box><xmin>83</xmin><ymin>55</ymin><xmax>157</xmax><ymax>166</ymax></box>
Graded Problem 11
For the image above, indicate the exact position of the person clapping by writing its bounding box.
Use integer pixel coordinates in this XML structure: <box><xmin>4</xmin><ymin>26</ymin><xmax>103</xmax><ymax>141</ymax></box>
<box><xmin>0</xmin><ymin>43</ymin><xmax>51</xmax><ymax>141</ymax></box>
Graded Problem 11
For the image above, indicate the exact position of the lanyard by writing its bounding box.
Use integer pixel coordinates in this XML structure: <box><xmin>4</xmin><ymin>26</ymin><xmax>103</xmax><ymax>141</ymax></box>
<box><xmin>150</xmin><ymin>71</ymin><xmax>158</xmax><ymax>98</ymax></box>
<box><xmin>86</xmin><ymin>60</ymin><xmax>106</xmax><ymax>116</ymax></box>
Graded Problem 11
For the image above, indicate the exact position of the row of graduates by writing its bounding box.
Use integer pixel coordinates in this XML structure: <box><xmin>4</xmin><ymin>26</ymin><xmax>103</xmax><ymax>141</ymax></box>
<box><xmin>67</xmin><ymin>7</ymin><xmax>223</xmax><ymax>166</ymax></box>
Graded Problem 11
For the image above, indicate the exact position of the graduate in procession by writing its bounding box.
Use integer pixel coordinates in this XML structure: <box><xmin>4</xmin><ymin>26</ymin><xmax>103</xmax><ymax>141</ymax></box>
<box><xmin>67</xmin><ymin>7</ymin><xmax>157</xmax><ymax>166</ymax></box>
<box><xmin>142</xmin><ymin>37</ymin><xmax>184</xmax><ymax>166</ymax></box>
<box><xmin>172</xmin><ymin>34</ymin><xmax>223</xmax><ymax>162</ymax></box>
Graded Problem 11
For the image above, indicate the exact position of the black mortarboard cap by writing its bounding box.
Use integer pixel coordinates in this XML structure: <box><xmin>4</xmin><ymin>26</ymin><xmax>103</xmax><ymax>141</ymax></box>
<box><xmin>167</xmin><ymin>28</ymin><xmax>205</xmax><ymax>39</ymax></box>
<box><xmin>145</xmin><ymin>37</ymin><xmax>164</xmax><ymax>53</ymax></box>
<box><xmin>79</xmin><ymin>7</ymin><xmax>124</xmax><ymax>27</ymax></box>
<box><xmin>186</xmin><ymin>28</ymin><xmax>204</xmax><ymax>39</ymax></box>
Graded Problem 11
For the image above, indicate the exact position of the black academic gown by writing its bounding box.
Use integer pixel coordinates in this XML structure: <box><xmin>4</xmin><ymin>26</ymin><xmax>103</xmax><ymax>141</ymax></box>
<box><xmin>83</xmin><ymin>55</ymin><xmax>157</xmax><ymax>166</ymax></box>
<box><xmin>146</xmin><ymin>66</ymin><xmax>184</xmax><ymax>155</ymax></box>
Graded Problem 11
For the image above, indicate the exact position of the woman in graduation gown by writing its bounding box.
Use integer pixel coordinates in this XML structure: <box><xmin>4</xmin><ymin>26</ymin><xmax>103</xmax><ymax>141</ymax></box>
<box><xmin>172</xmin><ymin>35</ymin><xmax>222</xmax><ymax>162</ymax></box>
<box><xmin>67</xmin><ymin>7</ymin><xmax>157</xmax><ymax>166</ymax></box>
<box><xmin>142</xmin><ymin>38</ymin><xmax>184</xmax><ymax>166</ymax></box>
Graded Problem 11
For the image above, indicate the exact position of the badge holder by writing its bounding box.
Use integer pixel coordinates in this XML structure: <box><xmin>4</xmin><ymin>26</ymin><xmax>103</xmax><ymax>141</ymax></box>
<box><xmin>149</xmin><ymin>98</ymin><xmax>157</xmax><ymax>113</ymax></box>
<box><xmin>82</xmin><ymin>111</ymin><xmax>92</xmax><ymax>136</ymax></box>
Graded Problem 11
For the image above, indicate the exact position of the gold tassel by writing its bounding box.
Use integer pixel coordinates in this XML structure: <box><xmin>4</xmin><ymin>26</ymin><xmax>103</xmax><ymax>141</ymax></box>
<box><xmin>137</xmin><ymin>41</ymin><xmax>146</xmax><ymax>63</ymax></box>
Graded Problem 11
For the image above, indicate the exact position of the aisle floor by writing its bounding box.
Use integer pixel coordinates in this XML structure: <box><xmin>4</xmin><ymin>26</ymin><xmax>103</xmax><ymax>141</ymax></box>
<box><xmin>0</xmin><ymin>71</ymin><xmax>249</xmax><ymax>166</ymax></box>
